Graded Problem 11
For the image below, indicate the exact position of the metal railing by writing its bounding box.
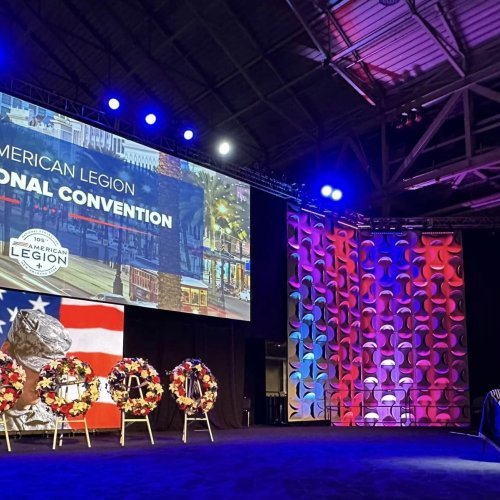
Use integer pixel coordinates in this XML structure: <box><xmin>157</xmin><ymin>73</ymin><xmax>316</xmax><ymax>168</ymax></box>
<box><xmin>324</xmin><ymin>387</ymin><xmax>470</xmax><ymax>427</ymax></box>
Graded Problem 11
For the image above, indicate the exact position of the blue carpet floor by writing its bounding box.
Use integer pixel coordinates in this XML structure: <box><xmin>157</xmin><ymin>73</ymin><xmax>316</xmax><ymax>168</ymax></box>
<box><xmin>1</xmin><ymin>426</ymin><xmax>499</xmax><ymax>499</ymax></box>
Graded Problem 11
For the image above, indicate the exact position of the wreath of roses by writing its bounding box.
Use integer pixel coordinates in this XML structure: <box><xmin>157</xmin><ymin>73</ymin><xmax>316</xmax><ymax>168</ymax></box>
<box><xmin>37</xmin><ymin>356</ymin><xmax>100</xmax><ymax>418</ymax></box>
<box><xmin>0</xmin><ymin>350</ymin><xmax>26</xmax><ymax>413</ymax></box>
<box><xmin>168</xmin><ymin>359</ymin><xmax>217</xmax><ymax>416</ymax></box>
<box><xmin>107</xmin><ymin>357</ymin><xmax>163</xmax><ymax>416</ymax></box>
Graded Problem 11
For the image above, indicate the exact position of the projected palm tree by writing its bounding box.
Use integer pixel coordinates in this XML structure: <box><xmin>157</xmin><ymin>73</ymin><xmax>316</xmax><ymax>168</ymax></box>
<box><xmin>190</xmin><ymin>171</ymin><xmax>248</xmax><ymax>248</ymax></box>
<box><xmin>188</xmin><ymin>170</ymin><xmax>250</xmax><ymax>292</ymax></box>
<box><xmin>157</xmin><ymin>152</ymin><xmax>181</xmax><ymax>311</ymax></box>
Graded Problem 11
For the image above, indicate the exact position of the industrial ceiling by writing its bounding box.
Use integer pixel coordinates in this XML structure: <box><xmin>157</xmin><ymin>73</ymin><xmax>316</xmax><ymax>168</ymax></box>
<box><xmin>2</xmin><ymin>0</ymin><xmax>500</xmax><ymax>218</ymax></box>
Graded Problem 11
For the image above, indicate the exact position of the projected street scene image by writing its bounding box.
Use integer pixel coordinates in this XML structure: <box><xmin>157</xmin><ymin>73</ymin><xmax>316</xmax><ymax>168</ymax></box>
<box><xmin>0</xmin><ymin>92</ymin><xmax>250</xmax><ymax>320</ymax></box>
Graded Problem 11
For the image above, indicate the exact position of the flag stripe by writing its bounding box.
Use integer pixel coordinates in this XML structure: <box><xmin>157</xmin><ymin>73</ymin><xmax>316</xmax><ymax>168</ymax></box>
<box><xmin>68</xmin><ymin>352</ymin><xmax>122</xmax><ymax>379</ymax></box>
<box><xmin>67</xmin><ymin>402</ymin><xmax>120</xmax><ymax>430</ymax></box>
<box><xmin>61</xmin><ymin>298</ymin><xmax>125</xmax><ymax>311</ymax></box>
<box><xmin>66</xmin><ymin>328</ymin><xmax>123</xmax><ymax>356</ymax></box>
<box><xmin>60</xmin><ymin>298</ymin><xmax>124</xmax><ymax>430</ymax></box>
<box><xmin>60</xmin><ymin>304</ymin><xmax>125</xmax><ymax>330</ymax></box>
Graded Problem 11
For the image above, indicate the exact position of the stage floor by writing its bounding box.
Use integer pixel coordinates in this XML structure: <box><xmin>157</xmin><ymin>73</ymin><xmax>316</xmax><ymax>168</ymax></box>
<box><xmin>2</xmin><ymin>426</ymin><xmax>500</xmax><ymax>499</ymax></box>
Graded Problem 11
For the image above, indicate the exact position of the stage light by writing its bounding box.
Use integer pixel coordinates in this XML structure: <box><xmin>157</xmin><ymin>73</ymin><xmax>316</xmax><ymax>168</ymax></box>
<box><xmin>331</xmin><ymin>189</ymin><xmax>343</xmax><ymax>201</ymax></box>
<box><xmin>107</xmin><ymin>98</ymin><xmax>120</xmax><ymax>110</ymax></box>
<box><xmin>183</xmin><ymin>129</ymin><xmax>194</xmax><ymax>141</ymax></box>
<box><xmin>145</xmin><ymin>113</ymin><xmax>157</xmax><ymax>125</ymax></box>
<box><xmin>411</xmin><ymin>107</ymin><xmax>423</xmax><ymax>123</ymax></box>
<box><xmin>321</xmin><ymin>185</ymin><xmax>333</xmax><ymax>197</ymax></box>
<box><xmin>217</xmin><ymin>202</ymin><xmax>228</xmax><ymax>214</ymax></box>
<box><xmin>218</xmin><ymin>141</ymin><xmax>231</xmax><ymax>156</ymax></box>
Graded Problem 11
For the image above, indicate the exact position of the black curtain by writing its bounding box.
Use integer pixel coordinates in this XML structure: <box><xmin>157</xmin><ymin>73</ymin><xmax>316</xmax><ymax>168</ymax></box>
<box><xmin>463</xmin><ymin>229</ymin><xmax>500</xmax><ymax>420</ymax></box>
<box><xmin>124</xmin><ymin>306</ymin><xmax>247</xmax><ymax>430</ymax></box>
<box><xmin>121</xmin><ymin>189</ymin><xmax>287</xmax><ymax>430</ymax></box>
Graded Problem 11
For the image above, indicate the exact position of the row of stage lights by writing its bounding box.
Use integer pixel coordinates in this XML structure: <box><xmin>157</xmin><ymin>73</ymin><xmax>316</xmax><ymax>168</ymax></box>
<box><xmin>107</xmin><ymin>98</ymin><xmax>342</xmax><ymax>200</ymax></box>
<box><xmin>107</xmin><ymin>97</ymin><xmax>232</xmax><ymax>156</ymax></box>
<box><xmin>395</xmin><ymin>107</ymin><xmax>423</xmax><ymax>129</ymax></box>
<box><xmin>321</xmin><ymin>185</ymin><xmax>343</xmax><ymax>201</ymax></box>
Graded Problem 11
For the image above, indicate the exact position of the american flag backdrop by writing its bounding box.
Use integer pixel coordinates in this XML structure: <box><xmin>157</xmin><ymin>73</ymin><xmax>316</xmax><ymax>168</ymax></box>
<box><xmin>0</xmin><ymin>289</ymin><xmax>124</xmax><ymax>429</ymax></box>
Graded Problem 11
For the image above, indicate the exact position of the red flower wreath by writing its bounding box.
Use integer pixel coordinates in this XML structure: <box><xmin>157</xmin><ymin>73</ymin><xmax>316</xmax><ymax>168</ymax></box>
<box><xmin>37</xmin><ymin>356</ymin><xmax>101</xmax><ymax>418</ymax></box>
<box><xmin>168</xmin><ymin>359</ymin><xmax>218</xmax><ymax>416</ymax></box>
<box><xmin>0</xmin><ymin>350</ymin><xmax>26</xmax><ymax>413</ymax></box>
<box><xmin>107</xmin><ymin>358</ymin><xmax>163</xmax><ymax>416</ymax></box>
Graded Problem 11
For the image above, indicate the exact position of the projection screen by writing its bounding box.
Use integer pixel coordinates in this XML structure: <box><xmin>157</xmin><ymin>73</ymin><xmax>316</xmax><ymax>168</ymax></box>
<box><xmin>0</xmin><ymin>92</ymin><xmax>250</xmax><ymax>320</ymax></box>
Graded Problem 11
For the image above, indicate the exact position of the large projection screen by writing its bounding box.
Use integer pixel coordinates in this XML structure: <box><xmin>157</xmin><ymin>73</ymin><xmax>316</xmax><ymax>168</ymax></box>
<box><xmin>0</xmin><ymin>92</ymin><xmax>250</xmax><ymax>321</ymax></box>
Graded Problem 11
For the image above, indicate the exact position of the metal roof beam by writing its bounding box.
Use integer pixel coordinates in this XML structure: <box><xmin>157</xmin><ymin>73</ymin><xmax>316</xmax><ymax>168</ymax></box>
<box><xmin>21</xmin><ymin>0</ymin><xmax>109</xmax><ymax>92</ymax></box>
<box><xmin>405</xmin><ymin>0</ymin><xmax>465</xmax><ymax>78</ymax></box>
<box><xmin>329</xmin><ymin>10</ymin><xmax>414</xmax><ymax>64</ymax></box>
<box><xmin>435</xmin><ymin>2</ymin><xmax>466</xmax><ymax>65</ymax></box>
<box><xmin>136</xmin><ymin>0</ymin><xmax>268</xmax><ymax>157</ymax></box>
<box><xmin>100</xmin><ymin>2</ymin><xmax>206</xmax><ymax>89</ymax></box>
<box><xmin>312</xmin><ymin>62</ymin><xmax>500</xmax><ymax>159</ymax></box>
<box><xmin>401</xmin><ymin>148</ymin><xmax>500</xmax><ymax>190</ymax></box>
<box><xmin>463</xmin><ymin>89</ymin><xmax>474</xmax><ymax>159</ymax></box>
<box><xmin>390</xmin><ymin>92</ymin><xmax>462</xmax><ymax>183</ymax></box>
<box><xmin>346</xmin><ymin>136</ymin><xmax>382</xmax><ymax>189</ymax></box>
<box><xmin>366</xmin><ymin>149</ymin><xmax>500</xmax><ymax>212</ymax></box>
<box><xmin>286</xmin><ymin>0</ymin><xmax>376</xmax><ymax>106</ymax></box>
<box><xmin>0</xmin><ymin>2</ymin><xmax>96</xmax><ymax>102</ymax></box>
<box><xmin>222</xmin><ymin>0</ymin><xmax>320</xmax><ymax>133</ymax></box>
<box><xmin>391</xmin><ymin>61</ymin><xmax>500</xmax><ymax>112</ymax></box>
<box><xmin>185</xmin><ymin>0</ymin><xmax>317</xmax><ymax>141</ymax></box>
<box><xmin>175</xmin><ymin>9</ymin><xmax>328</xmax><ymax>116</ymax></box>
<box><xmin>425</xmin><ymin>193</ymin><xmax>500</xmax><ymax>215</ymax></box>
<box><xmin>211</xmin><ymin>66</ymin><xmax>321</xmax><ymax>130</ymax></box>
<box><xmin>319</xmin><ymin>3</ymin><xmax>380</xmax><ymax>92</ymax></box>
<box><xmin>471</xmin><ymin>84</ymin><xmax>500</xmax><ymax>105</ymax></box>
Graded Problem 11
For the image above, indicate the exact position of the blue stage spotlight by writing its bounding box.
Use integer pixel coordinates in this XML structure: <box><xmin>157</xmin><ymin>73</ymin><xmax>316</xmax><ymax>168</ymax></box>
<box><xmin>183</xmin><ymin>129</ymin><xmax>194</xmax><ymax>141</ymax></box>
<box><xmin>331</xmin><ymin>188</ymin><xmax>343</xmax><ymax>201</ymax></box>
<box><xmin>321</xmin><ymin>185</ymin><xmax>333</xmax><ymax>197</ymax></box>
<box><xmin>145</xmin><ymin>113</ymin><xmax>157</xmax><ymax>125</ymax></box>
<box><xmin>107</xmin><ymin>98</ymin><xmax>120</xmax><ymax>110</ymax></box>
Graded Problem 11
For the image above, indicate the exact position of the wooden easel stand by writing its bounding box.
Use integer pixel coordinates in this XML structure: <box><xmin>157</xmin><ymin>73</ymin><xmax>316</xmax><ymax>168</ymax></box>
<box><xmin>182</xmin><ymin>377</ymin><xmax>214</xmax><ymax>444</ymax></box>
<box><xmin>120</xmin><ymin>375</ymin><xmax>154</xmax><ymax>446</ymax></box>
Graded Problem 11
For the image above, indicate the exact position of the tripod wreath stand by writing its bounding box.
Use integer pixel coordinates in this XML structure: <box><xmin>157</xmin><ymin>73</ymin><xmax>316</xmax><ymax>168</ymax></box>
<box><xmin>168</xmin><ymin>358</ymin><xmax>217</xmax><ymax>444</ymax></box>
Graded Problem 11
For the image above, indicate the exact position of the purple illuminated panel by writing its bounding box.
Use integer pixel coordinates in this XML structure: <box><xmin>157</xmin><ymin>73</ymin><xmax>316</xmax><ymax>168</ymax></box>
<box><xmin>287</xmin><ymin>205</ymin><xmax>469</xmax><ymax>426</ymax></box>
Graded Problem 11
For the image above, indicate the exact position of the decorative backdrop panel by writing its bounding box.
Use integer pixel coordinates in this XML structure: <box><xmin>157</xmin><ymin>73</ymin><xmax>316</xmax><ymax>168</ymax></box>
<box><xmin>287</xmin><ymin>206</ymin><xmax>360</xmax><ymax>423</ymax></box>
<box><xmin>287</xmin><ymin>205</ymin><xmax>469</xmax><ymax>426</ymax></box>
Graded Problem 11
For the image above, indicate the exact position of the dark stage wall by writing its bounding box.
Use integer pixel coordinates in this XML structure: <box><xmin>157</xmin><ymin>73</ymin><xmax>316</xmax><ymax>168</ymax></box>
<box><xmin>463</xmin><ymin>229</ymin><xmax>500</xmax><ymax>420</ymax></box>
<box><xmin>122</xmin><ymin>189</ymin><xmax>288</xmax><ymax>429</ymax></box>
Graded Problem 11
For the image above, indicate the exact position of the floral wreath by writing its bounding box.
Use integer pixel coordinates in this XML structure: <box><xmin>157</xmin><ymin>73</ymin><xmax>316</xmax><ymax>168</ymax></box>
<box><xmin>107</xmin><ymin>357</ymin><xmax>163</xmax><ymax>416</ymax></box>
<box><xmin>0</xmin><ymin>350</ymin><xmax>26</xmax><ymax>413</ymax></box>
<box><xmin>168</xmin><ymin>359</ymin><xmax>218</xmax><ymax>415</ymax></box>
<box><xmin>37</xmin><ymin>356</ymin><xmax>101</xmax><ymax>418</ymax></box>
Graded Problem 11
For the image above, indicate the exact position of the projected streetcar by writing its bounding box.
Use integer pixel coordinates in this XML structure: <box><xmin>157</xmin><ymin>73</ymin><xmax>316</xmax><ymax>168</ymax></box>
<box><xmin>0</xmin><ymin>92</ymin><xmax>250</xmax><ymax>320</ymax></box>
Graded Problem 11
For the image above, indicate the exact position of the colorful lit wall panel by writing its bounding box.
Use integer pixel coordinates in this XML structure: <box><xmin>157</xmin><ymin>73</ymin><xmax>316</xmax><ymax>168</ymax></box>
<box><xmin>287</xmin><ymin>205</ymin><xmax>469</xmax><ymax>426</ymax></box>
<box><xmin>287</xmin><ymin>206</ymin><xmax>361</xmax><ymax>423</ymax></box>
